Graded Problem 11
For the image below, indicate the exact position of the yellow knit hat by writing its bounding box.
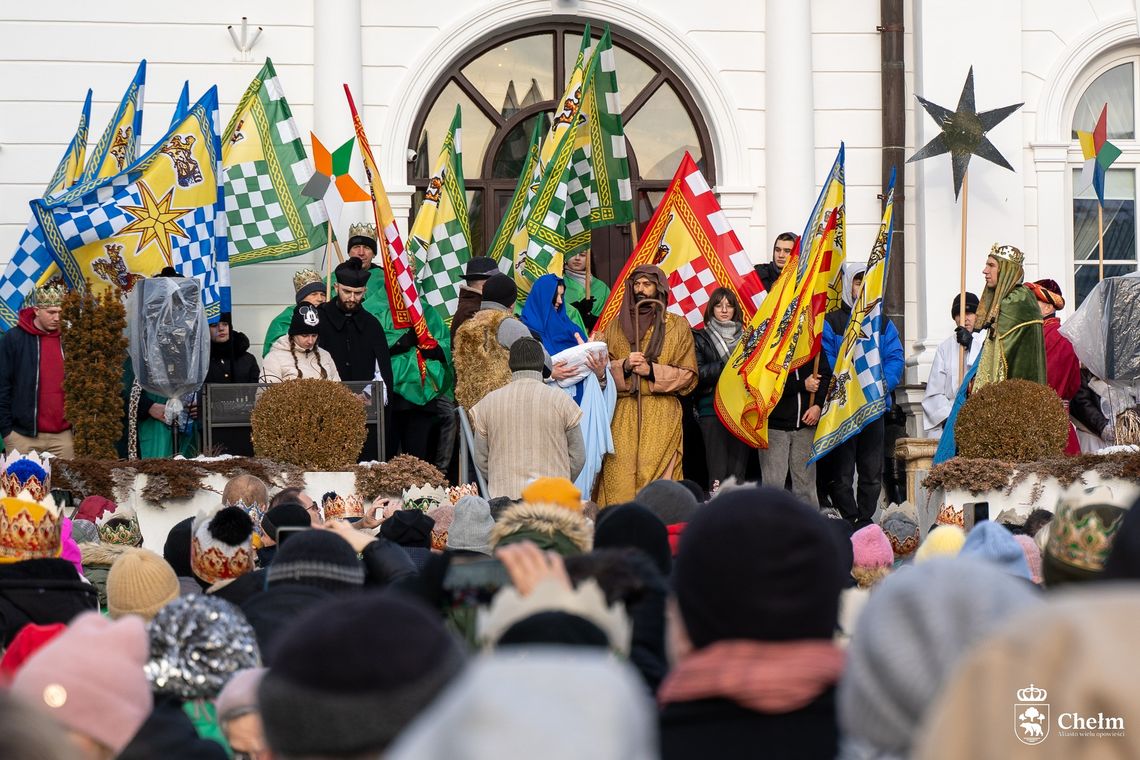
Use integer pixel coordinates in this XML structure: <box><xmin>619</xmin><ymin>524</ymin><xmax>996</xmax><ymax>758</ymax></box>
<box><xmin>915</xmin><ymin>525</ymin><xmax>967</xmax><ymax>563</ymax></box>
<box><xmin>521</xmin><ymin>478</ymin><xmax>582</xmax><ymax>512</ymax></box>
<box><xmin>107</xmin><ymin>548</ymin><xmax>181</xmax><ymax>621</ymax></box>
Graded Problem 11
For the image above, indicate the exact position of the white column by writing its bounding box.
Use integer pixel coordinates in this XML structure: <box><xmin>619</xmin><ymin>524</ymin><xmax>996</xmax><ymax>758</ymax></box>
<box><xmin>313</xmin><ymin>0</ymin><xmax>363</xmax><ymax>259</ymax></box>
<box><xmin>764</xmin><ymin>0</ymin><xmax>815</xmax><ymax>242</ymax></box>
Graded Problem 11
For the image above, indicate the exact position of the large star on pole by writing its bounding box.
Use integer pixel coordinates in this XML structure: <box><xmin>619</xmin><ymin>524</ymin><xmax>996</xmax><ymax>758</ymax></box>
<box><xmin>908</xmin><ymin>67</ymin><xmax>1023</xmax><ymax>199</ymax></box>
<box><xmin>117</xmin><ymin>180</ymin><xmax>190</xmax><ymax>266</ymax></box>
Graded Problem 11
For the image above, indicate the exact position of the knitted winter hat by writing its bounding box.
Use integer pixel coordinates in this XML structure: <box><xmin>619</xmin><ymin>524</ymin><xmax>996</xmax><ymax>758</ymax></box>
<box><xmin>292</xmin><ymin>269</ymin><xmax>324</xmax><ymax>303</ymax></box>
<box><xmin>107</xmin><ymin>548</ymin><xmax>181</xmax><ymax>621</ymax></box>
<box><xmin>190</xmin><ymin>506</ymin><xmax>255</xmax><ymax>585</ymax></box>
<box><xmin>380</xmin><ymin>509</ymin><xmax>436</xmax><ymax>549</ymax></box>
<box><xmin>509</xmin><ymin>337</ymin><xmax>546</xmax><ymax>373</ymax></box>
<box><xmin>839</xmin><ymin>558</ymin><xmax>1042</xmax><ymax>757</ymax></box>
<box><xmin>288</xmin><ymin>303</ymin><xmax>321</xmax><ymax>336</ymax></box>
<box><xmin>0</xmin><ymin>622</ymin><xmax>65</xmax><ymax>682</ymax></box>
<box><xmin>880</xmin><ymin>511</ymin><xmax>920</xmax><ymax>561</ymax></box>
<box><xmin>447</xmin><ymin>495</ymin><xmax>495</xmax><ymax>555</ymax></box>
<box><xmin>915</xmin><ymin>524</ymin><xmax>966</xmax><ymax>563</ymax></box>
<box><xmin>146</xmin><ymin>594</ymin><xmax>261</xmax><ymax>701</ymax></box>
<box><xmin>1014</xmin><ymin>533</ymin><xmax>1043</xmax><ymax>584</ymax></box>
<box><xmin>333</xmin><ymin>257</ymin><xmax>370</xmax><ymax>288</ymax></box>
<box><xmin>70</xmin><ymin>518</ymin><xmax>100</xmax><ymax>545</ymax></box>
<box><xmin>636</xmin><ymin>479</ymin><xmax>699</xmax><ymax>525</ymax></box>
<box><xmin>260</xmin><ymin>502</ymin><xmax>312</xmax><ymax>543</ymax></box>
<box><xmin>960</xmin><ymin>521</ymin><xmax>1032</xmax><ymax>581</ymax></box>
<box><xmin>673</xmin><ymin>486</ymin><xmax>841</xmax><ymax>647</ymax></box>
<box><xmin>482</xmin><ymin>273</ymin><xmax>518</xmax><ymax>308</ymax></box>
<box><xmin>12</xmin><ymin>612</ymin><xmax>152</xmax><ymax>755</ymax></box>
<box><xmin>266</xmin><ymin>529</ymin><xmax>365</xmax><ymax>592</ymax></box>
<box><xmin>594</xmin><ymin>502</ymin><xmax>672</xmax><ymax>577</ymax></box>
<box><xmin>259</xmin><ymin>591</ymin><xmax>464</xmax><ymax>756</ymax></box>
<box><xmin>491</xmin><ymin>502</ymin><xmax>593</xmax><ymax>557</ymax></box>
<box><xmin>214</xmin><ymin>667</ymin><xmax>267</xmax><ymax>723</ymax></box>
<box><xmin>852</xmin><ymin>524</ymin><xmax>894</xmax><ymax>569</ymax></box>
<box><xmin>521</xmin><ymin>477</ymin><xmax>582</xmax><ymax>511</ymax></box>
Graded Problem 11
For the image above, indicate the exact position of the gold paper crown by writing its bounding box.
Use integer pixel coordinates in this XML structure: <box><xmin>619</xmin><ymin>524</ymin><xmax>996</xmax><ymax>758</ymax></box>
<box><xmin>30</xmin><ymin>280</ymin><xmax>67</xmax><ymax>308</ymax></box>
<box><xmin>1047</xmin><ymin>504</ymin><xmax>1125</xmax><ymax>572</ymax></box>
<box><xmin>347</xmin><ymin>222</ymin><xmax>377</xmax><ymax>241</ymax></box>
<box><xmin>1</xmin><ymin>450</ymin><xmax>51</xmax><ymax>501</ymax></box>
<box><xmin>190</xmin><ymin>509</ymin><xmax>255</xmax><ymax>584</ymax></box>
<box><xmin>322</xmin><ymin>492</ymin><xmax>365</xmax><ymax>521</ymax></box>
<box><xmin>292</xmin><ymin>269</ymin><xmax>322</xmax><ymax>293</ymax></box>
<box><xmin>96</xmin><ymin>508</ymin><xmax>143</xmax><ymax>547</ymax></box>
<box><xmin>401</xmin><ymin>484</ymin><xmax>448</xmax><ymax>513</ymax></box>
<box><xmin>989</xmin><ymin>243</ymin><xmax>1025</xmax><ymax>266</ymax></box>
<box><xmin>936</xmin><ymin>503</ymin><xmax>965</xmax><ymax>528</ymax></box>
<box><xmin>0</xmin><ymin>491</ymin><xmax>61</xmax><ymax>564</ymax></box>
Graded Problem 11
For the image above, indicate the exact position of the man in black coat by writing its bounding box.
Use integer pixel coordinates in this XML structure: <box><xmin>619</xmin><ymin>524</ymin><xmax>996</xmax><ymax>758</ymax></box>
<box><xmin>318</xmin><ymin>258</ymin><xmax>395</xmax><ymax>460</ymax></box>
<box><xmin>204</xmin><ymin>313</ymin><xmax>260</xmax><ymax>385</ymax></box>
<box><xmin>754</xmin><ymin>232</ymin><xmax>797</xmax><ymax>292</ymax></box>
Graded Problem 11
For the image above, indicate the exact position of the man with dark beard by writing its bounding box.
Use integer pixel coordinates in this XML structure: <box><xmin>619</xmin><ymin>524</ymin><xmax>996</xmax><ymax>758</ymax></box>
<box><xmin>317</xmin><ymin>258</ymin><xmax>395</xmax><ymax>460</ymax></box>
<box><xmin>597</xmin><ymin>265</ymin><xmax>697</xmax><ymax>505</ymax></box>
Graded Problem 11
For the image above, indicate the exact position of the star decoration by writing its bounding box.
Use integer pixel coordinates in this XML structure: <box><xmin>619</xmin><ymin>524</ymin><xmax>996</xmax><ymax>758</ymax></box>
<box><xmin>908</xmin><ymin>67</ymin><xmax>1023</xmax><ymax>199</ymax></box>
<box><xmin>117</xmin><ymin>180</ymin><xmax>190</xmax><ymax>266</ymax></box>
<box><xmin>1076</xmin><ymin>103</ymin><xmax>1122</xmax><ymax>207</ymax></box>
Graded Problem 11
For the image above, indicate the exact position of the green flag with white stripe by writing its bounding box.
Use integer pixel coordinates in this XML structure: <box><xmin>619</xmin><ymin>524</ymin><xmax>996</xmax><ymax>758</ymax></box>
<box><xmin>408</xmin><ymin>105</ymin><xmax>471</xmax><ymax>327</ymax></box>
<box><xmin>223</xmin><ymin>59</ymin><xmax>328</xmax><ymax>267</ymax></box>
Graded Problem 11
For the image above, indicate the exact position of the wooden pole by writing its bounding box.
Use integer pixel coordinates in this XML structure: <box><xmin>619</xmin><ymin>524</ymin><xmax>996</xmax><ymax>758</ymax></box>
<box><xmin>584</xmin><ymin>249</ymin><xmax>593</xmax><ymax>300</ymax></box>
<box><xmin>1098</xmin><ymin>201</ymin><xmax>1105</xmax><ymax>281</ymax></box>
<box><xmin>632</xmin><ymin>302</ymin><xmax>643</xmax><ymax>491</ymax></box>
<box><xmin>959</xmin><ymin>170</ymin><xmax>969</xmax><ymax>379</ymax></box>
<box><xmin>324</xmin><ymin>220</ymin><xmax>334</xmax><ymax>300</ymax></box>
<box><xmin>332</xmin><ymin>235</ymin><xmax>346</xmax><ymax>265</ymax></box>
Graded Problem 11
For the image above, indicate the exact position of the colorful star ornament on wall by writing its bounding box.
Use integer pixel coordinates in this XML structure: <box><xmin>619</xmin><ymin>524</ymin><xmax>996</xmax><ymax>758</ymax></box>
<box><xmin>908</xmin><ymin>66</ymin><xmax>1023</xmax><ymax>199</ymax></box>
<box><xmin>300</xmin><ymin>134</ymin><xmax>370</xmax><ymax>231</ymax></box>
<box><xmin>1076</xmin><ymin>104</ymin><xmax>1122</xmax><ymax>205</ymax></box>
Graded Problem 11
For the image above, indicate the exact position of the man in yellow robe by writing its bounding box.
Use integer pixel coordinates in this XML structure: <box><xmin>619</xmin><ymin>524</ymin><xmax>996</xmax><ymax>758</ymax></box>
<box><xmin>597</xmin><ymin>265</ymin><xmax>697</xmax><ymax>506</ymax></box>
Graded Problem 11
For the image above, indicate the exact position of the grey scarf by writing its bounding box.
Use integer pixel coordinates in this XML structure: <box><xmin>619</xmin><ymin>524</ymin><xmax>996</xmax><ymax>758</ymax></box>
<box><xmin>563</xmin><ymin>267</ymin><xmax>587</xmax><ymax>287</ymax></box>
<box><xmin>707</xmin><ymin>317</ymin><xmax>743</xmax><ymax>359</ymax></box>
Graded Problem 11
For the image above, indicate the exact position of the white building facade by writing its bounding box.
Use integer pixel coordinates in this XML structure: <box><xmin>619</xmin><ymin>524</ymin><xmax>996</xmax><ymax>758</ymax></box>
<box><xmin>1</xmin><ymin>0</ymin><xmax>1137</xmax><ymax>426</ymax></box>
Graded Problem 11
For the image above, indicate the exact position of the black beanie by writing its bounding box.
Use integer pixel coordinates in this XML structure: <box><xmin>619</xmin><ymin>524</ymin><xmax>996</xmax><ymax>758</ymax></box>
<box><xmin>951</xmin><ymin>291</ymin><xmax>980</xmax><ymax>319</ymax></box>
<box><xmin>508</xmin><ymin>337</ymin><xmax>545</xmax><ymax>373</ymax></box>
<box><xmin>288</xmin><ymin>304</ymin><xmax>321</xmax><ymax>336</ymax></box>
<box><xmin>594</xmin><ymin>502</ymin><xmax>672</xmax><ymax>577</ymax></box>
<box><xmin>334</xmin><ymin>257</ymin><xmax>370</xmax><ymax>288</ymax></box>
<box><xmin>260</xmin><ymin>502</ymin><xmax>312</xmax><ymax>542</ymax></box>
<box><xmin>379</xmin><ymin>510</ymin><xmax>435</xmax><ymax>549</ymax></box>
<box><xmin>266</xmin><ymin>529</ymin><xmax>365</xmax><ymax>591</ymax></box>
<box><xmin>673</xmin><ymin>486</ymin><xmax>842</xmax><ymax>647</ymax></box>
<box><xmin>259</xmin><ymin>591</ymin><xmax>463</xmax><ymax>756</ymax></box>
<box><xmin>163</xmin><ymin>517</ymin><xmax>195</xmax><ymax>578</ymax></box>
<box><xmin>346</xmin><ymin>235</ymin><xmax>378</xmax><ymax>255</ymax></box>
<box><xmin>482</xmin><ymin>273</ymin><xmax>518</xmax><ymax>308</ymax></box>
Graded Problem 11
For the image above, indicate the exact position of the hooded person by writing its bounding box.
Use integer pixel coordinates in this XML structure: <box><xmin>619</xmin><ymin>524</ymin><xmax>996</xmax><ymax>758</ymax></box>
<box><xmin>520</xmin><ymin>274</ymin><xmax>587</xmax><ymax>356</ymax></box>
<box><xmin>914</xmin><ymin>587</ymin><xmax>1140</xmax><ymax>760</ymax></box>
<box><xmin>258</xmin><ymin>591</ymin><xmax>464</xmax><ymax>757</ymax></box>
<box><xmin>490</xmin><ymin>501</ymin><xmax>593</xmax><ymax>557</ymax></box>
<box><xmin>11</xmin><ymin>612</ymin><xmax>153</xmax><ymax>759</ymax></box>
<box><xmin>387</xmin><ymin>649</ymin><xmax>657</xmax><ymax>760</ymax></box>
<box><xmin>260</xmin><ymin>304</ymin><xmax>341</xmax><ymax>383</ymax></box>
<box><xmin>839</xmin><ymin>558</ymin><xmax>1042</xmax><ymax>760</ymax></box>
<box><xmin>145</xmin><ymin>595</ymin><xmax>262</xmax><ymax>753</ymax></box>
<box><xmin>261</xmin><ymin>269</ymin><xmax>328</xmax><ymax>356</ymax></box>
<box><xmin>1026</xmin><ymin>277</ymin><xmax>1082</xmax><ymax>454</ymax></box>
<box><xmin>240</xmin><ymin>529</ymin><xmax>366</xmax><ymax>656</ymax></box>
<box><xmin>661</xmin><ymin>486</ymin><xmax>846</xmax><ymax>760</ymax></box>
<box><xmin>205</xmin><ymin>312</ymin><xmax>260</xmax><ymax>385</ymax></box>
<box><xmin>597</xmin><ymin>265</ymin><xmax>698</xmax><ymax>506</ymax></box>
<box><xmin>972</xmin><ymin>244</ymin><xmax>1047</xmax><ymax>389</ymax></box>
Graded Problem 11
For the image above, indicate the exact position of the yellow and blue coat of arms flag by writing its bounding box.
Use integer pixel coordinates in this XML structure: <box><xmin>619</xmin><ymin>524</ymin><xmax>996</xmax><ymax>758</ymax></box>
<box><xmin>808</xmin><ymin>172</ymin><xmax>896</xmax><ymax>464</ymax></box>
<box><xmin>79</xmin><ymin>60</ymin><xmax>146</xmax><ymax>183</ymax></box>
<box><xmin>31</xmin><ymin>87</ymin><xmax>230</xmax><ymax>322</ymax></box>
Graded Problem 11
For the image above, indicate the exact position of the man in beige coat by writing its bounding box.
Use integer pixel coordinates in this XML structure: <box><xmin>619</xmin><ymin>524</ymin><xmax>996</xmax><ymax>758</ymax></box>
<box><xmin>470</xmin><ymin>338</ymin><xmax>585</xmax><ymax>500</ymax></box>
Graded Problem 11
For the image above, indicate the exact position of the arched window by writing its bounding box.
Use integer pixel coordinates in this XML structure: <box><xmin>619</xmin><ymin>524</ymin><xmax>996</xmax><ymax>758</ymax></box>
<box><xmin>408</xmin><ymin>20</ymin><xmax>715</xmax><ymax>285</ymax></box>
<box><xmin>1070</xmin><ymin>56</ymin><xmax>1140</xmax><ymax>304</ymax></box>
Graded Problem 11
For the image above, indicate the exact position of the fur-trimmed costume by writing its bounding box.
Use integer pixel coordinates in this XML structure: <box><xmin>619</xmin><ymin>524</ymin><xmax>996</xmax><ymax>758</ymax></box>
<box><xmin>453</xmin><ymin>310</ymin><xmax>513</xmax><ymax>411</ymax></box>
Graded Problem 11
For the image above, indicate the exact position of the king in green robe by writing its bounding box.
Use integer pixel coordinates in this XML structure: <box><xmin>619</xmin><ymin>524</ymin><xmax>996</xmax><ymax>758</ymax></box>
<box><xmin>973</xmin><ymin>243</ymin><xmax>1047</xmax><ymax>390</ymax></box>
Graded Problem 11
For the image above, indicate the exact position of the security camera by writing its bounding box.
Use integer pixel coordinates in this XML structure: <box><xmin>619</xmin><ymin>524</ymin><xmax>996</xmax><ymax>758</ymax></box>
<box><xmin>406</xmin><ymin>149</ymin><xmax>417</xmax><ymax>163</ymax></box>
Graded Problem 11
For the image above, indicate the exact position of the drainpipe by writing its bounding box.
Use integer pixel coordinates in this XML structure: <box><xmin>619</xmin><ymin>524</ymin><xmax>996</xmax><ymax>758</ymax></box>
<box><xmin>880</xmin><ymin>0</ymin><xmax>906</xmax><ymax>342</ymax></box>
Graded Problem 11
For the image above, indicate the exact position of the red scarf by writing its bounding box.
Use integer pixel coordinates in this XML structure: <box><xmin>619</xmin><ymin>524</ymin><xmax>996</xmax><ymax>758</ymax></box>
<box><xmin>658</xmin><ymin>639</ymin><xmax>845</xmax><ymax>713</ymax></box>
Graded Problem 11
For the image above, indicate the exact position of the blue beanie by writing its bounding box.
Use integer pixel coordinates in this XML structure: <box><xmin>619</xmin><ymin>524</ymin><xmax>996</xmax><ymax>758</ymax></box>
<box><xmin>960</xmin><ymin>521</ymin><xmax>1032</xmax><ymax>581</ymax></box>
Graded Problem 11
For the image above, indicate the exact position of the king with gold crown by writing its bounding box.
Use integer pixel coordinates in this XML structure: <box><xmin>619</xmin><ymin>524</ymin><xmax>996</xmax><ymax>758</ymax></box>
<box><xmin>972</xmin><ymin>244</ymin><xmax>1048</xmax><ymax>390</ymax></box>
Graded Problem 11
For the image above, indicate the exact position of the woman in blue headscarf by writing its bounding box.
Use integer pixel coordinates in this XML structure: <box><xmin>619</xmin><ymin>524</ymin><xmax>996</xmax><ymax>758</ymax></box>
<box><xmin>519</xmin><ymin>273</ymin><xmax>586</xmax><ymax>355</ymax></box>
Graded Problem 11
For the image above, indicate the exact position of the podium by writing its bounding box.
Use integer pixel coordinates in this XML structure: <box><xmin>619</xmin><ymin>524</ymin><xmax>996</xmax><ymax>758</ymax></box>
<box><xmin>202</xmin><ymin>381</ymin><xmax>386</xmax><ymax>461</ymax></box>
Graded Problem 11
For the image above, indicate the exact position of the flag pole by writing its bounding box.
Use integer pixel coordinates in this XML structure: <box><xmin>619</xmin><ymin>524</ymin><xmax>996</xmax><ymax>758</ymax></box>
<box><xmin>959</xmin><ymin>170</ymin><xmax>969</xmax><ymax>379</ymax></box>
<box><xmin>1098</xmin><ymin>201</ymin><xmax>1105</xmax><ymax>281</ymax></box>
<box><xmin>584</xmin><ymin>249</ymin><xmax>593</xmax><ymax>300</ymax></box>
<box><xmin>325</xmin><ymin>220</ymin><xmax>334</xmax><ymax>300</ymax></box>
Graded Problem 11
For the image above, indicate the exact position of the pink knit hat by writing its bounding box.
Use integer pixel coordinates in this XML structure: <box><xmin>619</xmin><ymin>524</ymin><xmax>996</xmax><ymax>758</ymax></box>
<box><xmin>11</xmin><ymin>612</ymin><xmax>152</xmax><ymax>754</ymax></box>
<box><xmin>851</xmin><ymin>524</ymin><xmax>894</xmax><ymax>569</ymax></box>
<box><xmin>1014</xmin><ymin>533</ymin><xmax>1043</xmax><ymax>585</ymax></box>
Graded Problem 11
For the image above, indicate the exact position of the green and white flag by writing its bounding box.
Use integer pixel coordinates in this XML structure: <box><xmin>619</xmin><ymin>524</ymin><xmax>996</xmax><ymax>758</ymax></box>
<box><xmin>487</xmin><ymin>116</ymin><xmax>542</xmax><ymax>275</ymax></box>
<box><xmin>223</xmin><ymin>59</ymin><xmax>328</xmax><ymax>267</ymax></box>
<box><xmin>408</xmin><ymin>105</ymin><xmax>471</xmax><ymax>327</ymax></box>
<box><xmin>525</xmin><ymin>27</ymin><xmax>633</xmax><ymax>257</ymax></box>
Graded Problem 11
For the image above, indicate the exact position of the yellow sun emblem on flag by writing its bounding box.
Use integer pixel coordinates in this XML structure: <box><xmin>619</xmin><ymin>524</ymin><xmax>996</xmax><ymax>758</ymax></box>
<box><xmin>118</xmin><ymin>180</ymin><xmax>190</xmax><ymax>265</ymax></box>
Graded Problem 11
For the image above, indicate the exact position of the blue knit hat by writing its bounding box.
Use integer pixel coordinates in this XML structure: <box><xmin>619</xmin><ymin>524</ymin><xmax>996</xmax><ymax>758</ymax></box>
<box><xmin>960</xmin><ymin>521</ymin><xmax>1032</xmax><ymax>581</ymax></box>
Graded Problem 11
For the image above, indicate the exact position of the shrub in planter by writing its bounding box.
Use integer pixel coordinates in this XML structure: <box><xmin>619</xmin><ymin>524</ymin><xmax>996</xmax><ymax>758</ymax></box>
<box><xmin>251</xmin><ymin>380</ymin><xmax>365</xmax><ymax>470</ymax></box>
<box><xmin>955</xmin><ymin>379</ymin><xmax>1068</xmax><ymax>462</ymax></box>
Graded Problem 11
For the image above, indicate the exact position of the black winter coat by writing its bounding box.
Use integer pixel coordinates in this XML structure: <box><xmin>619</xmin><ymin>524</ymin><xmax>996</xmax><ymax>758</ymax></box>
<box><xmin>0</xmin><ymin>558</ymin><xmax>99</xmax><ymax>646</ymax></box>
<box><xmin>1071</xmin><ymin>368</ymin><xmax>1109</xmax><ymax>437</ymax></box>
<box><xmin>205</xmin><ymin>331</ymin><xmax>260</xmax><ymax>385</ymax></box>
<box><xmin>0</xmin><ymin>320</ymin><xmax>43</xmax><ymax>437</ymax></box>
<box><xmin>754</xmin><ymin>261</ymin><xmax>783</xmax><ymax>292</ymax></box>
<box><xmin>316</xmin><ymin>301</ymin><xmax>395</xmax><ymax>393</ymax></box>
<box><xmin>692</xmin><ymin>328</ymin><xmax>731</xmax><ymax>417</ymax></box>
<box><xmin>769</xmin><ymin>356</ymin><xmax>832</xmax><ymax>431</ymax></box>
<box><xmin>119</xmin><ymin>697</ymin><xmax>227</xmax><ymax>760</ymax></box>
<box><xmin>241</xmin><ymin>583</ymin><xmax>333</xmax><ymax>660</ymax></box>
<box><xmin>660</xmin><ymin>688</ymin><xmax>839</xmax><ymax>760</ymax></box>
